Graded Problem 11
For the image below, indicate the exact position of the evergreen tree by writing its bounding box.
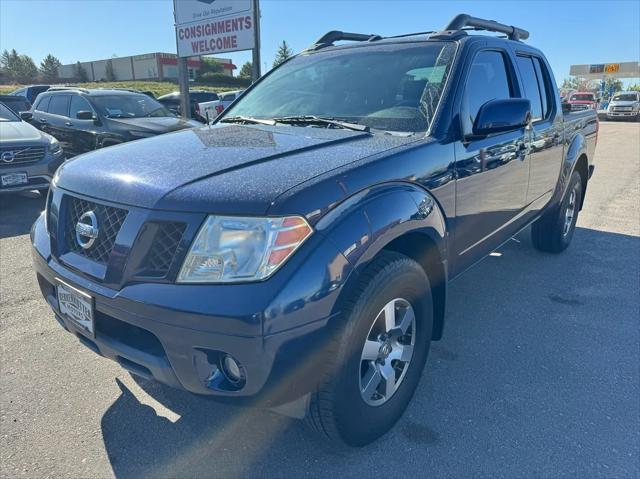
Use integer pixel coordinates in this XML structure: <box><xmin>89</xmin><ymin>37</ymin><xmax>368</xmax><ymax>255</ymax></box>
<box><xmin>74</xmin><ymin>61</ymin><xmax>89</xmax><ymax>82</ymax></box>
<box><xmin>39</xmin><ymin>54</ymin><xmax>62</xmax><ymax>82</ymax></box>
<box><xmin>239</xmin><ymin>61</ymin><xmax>252</xmax><ymax>78</ymax></box>
<box><xmin>272</xmin><ymin>41</ymin><xmax>293</xmax><ymax>68</ymax></box>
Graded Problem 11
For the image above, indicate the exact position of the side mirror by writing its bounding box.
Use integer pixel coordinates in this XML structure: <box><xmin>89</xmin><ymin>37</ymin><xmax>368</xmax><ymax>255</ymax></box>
<box><xmin>471</xmin><ymin>98</ymin><xmax>531</xmax><ymax>138</ymax></box>
<box><xmin>20</xmin><ymin>111</ymin><xmax>33</xmax><ymax>122</ymax></box>
<box><xmin>76</xmin><ymin>110</ymin><xmax>94</xmax><ymax>120</ymax></box>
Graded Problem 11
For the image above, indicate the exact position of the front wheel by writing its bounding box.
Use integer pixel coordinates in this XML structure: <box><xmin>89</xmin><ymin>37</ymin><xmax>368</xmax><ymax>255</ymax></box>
<box><xmin>532</xmin><ymin>170</ymin><xmax>583</xmax><ymax>253</ymax></box>
<box><xmin>305</xmin><ymin>251</ymin><xmax>433</xmax><ymax>446</ymax></box>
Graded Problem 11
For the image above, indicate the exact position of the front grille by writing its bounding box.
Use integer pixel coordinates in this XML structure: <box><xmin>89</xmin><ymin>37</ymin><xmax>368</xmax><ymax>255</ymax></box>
<box><xmin>571</xmin><ymin>104</ymin><xmax>590</xmax><ymax>111</ymax></box>
<box><xmin>139</xmin><ymin>222</ymin><xmax>186</xmax><ymax>277</ymax></box>
<box><xmin>65</xmin><ymin>196</ymin><xmax>127</xmax><ymax>264</ymax></box>
<box><xmin>0</xmin><ymin>146</ymin><xmax>45</xmax><ymax>167</ymax></box>
<box><xmin>612</xmin><ymin>106</ymin><xmax>633</xmax><ymax>112</ymax></box>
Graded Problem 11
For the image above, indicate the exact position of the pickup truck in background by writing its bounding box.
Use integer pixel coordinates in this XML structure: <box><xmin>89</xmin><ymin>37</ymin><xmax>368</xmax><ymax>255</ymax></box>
<box><xmin>566</xmin><ymin>91</ymin><xmax>598</xmax><ymax>111</ymax></box>
<box><xmin>31</xmin><ymin>14</ymin><xmax>598</xmax><ymax>447</ymax></box>
<box><xmin>199</xmin><ymin>89</ymin><xmax>245</xmax><ymax>120</ymax></box>
<box><xmin>607</xmin><ymin>91</ymin><xmax>640</xmax><ymax>121</ymax></box>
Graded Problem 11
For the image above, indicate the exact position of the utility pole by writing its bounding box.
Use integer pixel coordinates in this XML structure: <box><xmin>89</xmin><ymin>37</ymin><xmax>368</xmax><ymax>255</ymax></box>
<box><xmin>174</xmin><ymin>0</ymin><xmax>190</xmax><ymax>119</ymax></box>
<box><xmin>251</xmin><ymin>0</ymin><xmax>261</xmax><ymax>83</ymax></box>
<box><xmin>177</xmin><ymin>57</ymin><xmax>191</xmax><ymax>119</ymax></box>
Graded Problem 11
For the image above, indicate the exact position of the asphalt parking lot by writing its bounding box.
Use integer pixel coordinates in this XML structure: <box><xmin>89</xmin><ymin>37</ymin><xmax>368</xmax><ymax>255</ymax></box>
<box><xmin>1</xmin><ymin>121</ymin><xmax>638</xmax><ymax>479</ymax></box>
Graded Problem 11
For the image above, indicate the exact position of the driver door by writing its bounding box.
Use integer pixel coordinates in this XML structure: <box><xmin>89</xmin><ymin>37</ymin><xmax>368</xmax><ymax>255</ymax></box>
<box><xmin>453</xmin><ymin>48</ymin><xmax>530</xmax><ymax>274</ymax></box>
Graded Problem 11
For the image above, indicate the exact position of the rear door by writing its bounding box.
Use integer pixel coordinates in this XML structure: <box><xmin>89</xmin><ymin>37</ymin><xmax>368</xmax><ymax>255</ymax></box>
<box><xmin>453</xmin><ymin>47</ymin><xmax>530</xmax><ymax>273</ymax></box>
<box><xmin>45</xmin><ymin>95</ymin><xmax>72</xmax><ymax>150</ymax></box>
<box><xmin>515</xmin><ymin>53</ymin><xmax>563</xmax><ymax>205</ymax></box>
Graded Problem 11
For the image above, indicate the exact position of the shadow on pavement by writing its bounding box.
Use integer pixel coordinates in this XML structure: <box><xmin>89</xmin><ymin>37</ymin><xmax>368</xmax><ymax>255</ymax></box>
<box><xmin>0</xmin><ymin>192</ymin><xmax>46</xmax><ymax>239</ymax></box>
<box><xmin>98</xmin><ymin>225</ymin><xmax>638</xmax><ymax>478</ymax></box>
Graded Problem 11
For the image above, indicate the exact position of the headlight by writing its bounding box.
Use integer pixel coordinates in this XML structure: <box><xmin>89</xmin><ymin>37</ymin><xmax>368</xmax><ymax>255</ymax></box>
<box><xmin>48</xmin><ymin>136</ymin><xmax>62</xmax><ymax>154</ymax></box>
<box><xmin>178</xmin><ymin>215</ymin><xmax>313</xmax><ymax>283</ymax></box>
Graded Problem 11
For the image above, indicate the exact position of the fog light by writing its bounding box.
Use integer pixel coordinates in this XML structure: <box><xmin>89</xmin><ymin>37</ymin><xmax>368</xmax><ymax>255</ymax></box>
<box><xmin>220</xmin><ymin>354</ymin><xmax>245</xmax><ymax>385</ymax></box>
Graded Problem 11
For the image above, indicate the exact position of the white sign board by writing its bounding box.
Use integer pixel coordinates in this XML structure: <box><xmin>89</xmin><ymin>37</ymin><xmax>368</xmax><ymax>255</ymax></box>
<box><xmin>174</xmin><ymin>0</ymin><xmax>255</xmax><ymax>58</ymax></box>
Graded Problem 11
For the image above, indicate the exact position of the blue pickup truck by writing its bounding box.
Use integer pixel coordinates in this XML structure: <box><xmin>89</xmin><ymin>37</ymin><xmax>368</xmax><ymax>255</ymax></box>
<box><xmin>32</xmin><ymin>14</ymin><xmax>598</xmax><ymax>446</ymax></box>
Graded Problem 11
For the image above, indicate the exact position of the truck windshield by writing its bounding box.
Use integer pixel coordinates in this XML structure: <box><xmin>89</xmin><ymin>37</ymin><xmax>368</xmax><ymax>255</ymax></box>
<box><xmin>227</xmin><ymin>42</ymin><xmax>457</xmax><ymax>133</ymax></box>
<box><xmin>570</xmin><ymin>94</ymin><xmax>594</xmax><ymax>101</ymax></box>
<box><xmin>612</xmin><ymin>94</ymin><xmax>638</xmax><ymax>102</ymax></box>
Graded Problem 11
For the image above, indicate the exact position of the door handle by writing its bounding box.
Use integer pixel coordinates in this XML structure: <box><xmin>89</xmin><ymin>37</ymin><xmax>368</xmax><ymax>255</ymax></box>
<box><xmin>39</xmin><ymin>118</ymin><xmax>47</xmax><ymax>124</ymax></box>
<box><xmin>65</xmin><ymin>122</ymin><xmax>73</xmax><ymax>126</ymax></box>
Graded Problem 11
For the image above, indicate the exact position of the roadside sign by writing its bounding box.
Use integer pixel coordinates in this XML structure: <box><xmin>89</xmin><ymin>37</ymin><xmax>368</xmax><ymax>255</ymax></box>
<box><xmin>174</xmin><ymin>0</ymin><xmax>255</xmax><ymax>57</ymax></box>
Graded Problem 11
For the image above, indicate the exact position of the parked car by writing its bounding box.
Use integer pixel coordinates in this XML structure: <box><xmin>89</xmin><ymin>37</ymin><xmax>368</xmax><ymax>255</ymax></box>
<box><xmin>0</xmin><ymin>95</ymin><xmax>32</xmax><ymax>114</ymax></box>
<box><xmin>0</xmin><ymin>103</ymin><xmax>64</xmax><ymax>193</ymax></box>
<box><xmin>566</xmin><ymin>91</ymin><xmax>597</xmax><ymax>111</ymax></box>
<box><xmin>156</xmin><ymin>90</ymin><xmax>220</xmax><ymax>122</ymax></box>
<box><xmin>606</xmin><ymin>90</ymin><xmax>640</xmax><ymax>121</ymax></box>
<box><xmin>199</xmin><ymin>90</ymin><xmax>245</xmax><ymax>119</ymax></box>
<box><xmin>9</xmin><ymin>85</ymin><xmax>50</xmax><ymax>104</ymax></box>
<box><xmin>25</xmin><ymin>87</ymin><xmax>199</xmax><ymax>157</ymax></box>
<box><xmin>32</xmin><ymin>14</ymin><xmax>598</xmax><ymax>447</ymax></box>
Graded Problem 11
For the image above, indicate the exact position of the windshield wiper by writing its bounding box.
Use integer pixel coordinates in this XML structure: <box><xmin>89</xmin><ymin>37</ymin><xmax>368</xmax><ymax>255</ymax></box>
<box><xmin>220</xmin><ymin>116</ymin><xmax>277</xmax><ymax>126</ymax></box>
<box><xmin>273</xmin><ymin>115</ymin><xmax>370</xmax><ymax>132</ymax></box>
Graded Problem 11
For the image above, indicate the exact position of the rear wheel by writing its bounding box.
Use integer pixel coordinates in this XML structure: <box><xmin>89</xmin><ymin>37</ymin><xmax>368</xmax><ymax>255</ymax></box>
<box><xmin>532</xmin><ymin>170</ymin><xmax>583</xmax><ymax>253</ymax></box>
<box><xmin>305</xmin><ymin>251</ymin><xmax>433</xmax><ymax>446</ymax></box>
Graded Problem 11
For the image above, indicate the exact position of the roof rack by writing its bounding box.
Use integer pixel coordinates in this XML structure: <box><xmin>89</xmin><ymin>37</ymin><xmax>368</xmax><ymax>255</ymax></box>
<box><xmin>306</xmin><ymin>30</ymin><xmax>382</xmax><ymax>51</ymax></box>
<box><xmin>433</xmin><ymin>14</ymin><xmax>529</xmax><ymax>41</ymax></box>
<box><xmin>47</xmin><ymin>86</ymin><xmax>90</xmax><ymax>93</ymax></box>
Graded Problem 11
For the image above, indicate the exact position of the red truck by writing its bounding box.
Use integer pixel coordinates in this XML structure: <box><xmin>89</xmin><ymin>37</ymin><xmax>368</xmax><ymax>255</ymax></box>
<box><xmin>565</xmin><ymin>91</ymin><xmax>597</xmax><ymax>111</ymax></box>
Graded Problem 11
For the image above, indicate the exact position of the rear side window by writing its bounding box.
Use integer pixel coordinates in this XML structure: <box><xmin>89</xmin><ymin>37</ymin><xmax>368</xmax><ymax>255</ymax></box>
<box><xmin>516</xmin><ymin>56</ymin><xmax>543</xmax><ymax>121</ymax></box>
<box><xmin>70</xmin><ymin>95</ymin><xmax>93</xmax><ymax>118</ymax></box>
<box><xmin>34</xmin><ymin>96</ymin><xmax>51</xmax><ymax>112</ymax></box>
<box><xmin>49</xmin><ymin>95</ymin><xmax>70</xmax><ymax>116</ymax></box>
<box><xmin>462</xmin><ymin>50</ymin><xmax>514</xmax><ymax>134</ymax></box>
<box><xmin>222</xmin><ymin>93</ymin><xmax>236</xmax><ymax>101</ymax></box>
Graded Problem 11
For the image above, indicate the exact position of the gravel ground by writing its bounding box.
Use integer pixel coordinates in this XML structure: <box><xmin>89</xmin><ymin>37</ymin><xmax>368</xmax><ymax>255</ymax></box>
<box><xmin>1</xmin><ymin>121</ymin><xmax>638</xmax><ymax>479</ymax></box>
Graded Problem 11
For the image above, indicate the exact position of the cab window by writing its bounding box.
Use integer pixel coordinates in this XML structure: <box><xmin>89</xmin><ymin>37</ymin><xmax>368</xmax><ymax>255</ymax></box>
<box><xmin>462</xmin><ymin>50</ymin><xmax>514</xmax><ymax>135</ymax></box>
<box><xmin>516</xmin><ymin>56</ymin><xmax>543</xmax><ymax>121</ymax></box>
<box><xmin>34</xmin><ymin>96</ymin><xmax>51</xmax><ymax>112</ymax></box>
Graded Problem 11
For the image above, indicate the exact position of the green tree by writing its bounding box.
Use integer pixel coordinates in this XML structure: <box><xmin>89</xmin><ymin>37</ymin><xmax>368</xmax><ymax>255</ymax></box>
<box><xmin>39</xmin><ymin>54</ymin><xmax>62</xmax><ymax>82</ymax></box>
<box><xmin>239</xmin><ymin>61</ymin><xmax>252</xmax><ymax>78</ymax></box>
<box><xmin>198</xmin><ymin>57</ymin><xmax>223</xmax><ymax>79</ymax></box>
<box><xmin>561</xmin><ymin>76</ymin><xmax>596</xmax><ymax>92</ymax></box>
<box><xmin>628</xmin><ymin>84</ymin><xmax>640</xmax><ymax>92</ymax></box>
<box><xmin>0</xmin><ymin>49</ymin><xmax>38</xmax><ymax>82</ymax></box>
<box><xmin>272</xmin><ymin>40</ymin><xmax>293</xmax><ymax>68</ymax></box>
<box><xmin>105</xmin><ymin>59</ymin><xmax>116</xmax><ymax>81</ymax></box>
<box><xmin>74</xmin><ymin>61</ymin><xmax>89</xmax><ymax>82</ymax></box>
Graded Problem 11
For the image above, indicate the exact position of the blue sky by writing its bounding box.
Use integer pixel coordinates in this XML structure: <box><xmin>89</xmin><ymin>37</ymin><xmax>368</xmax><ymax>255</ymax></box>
<box><xmin>1</xmin><ymin>0</ymin><xmax>639</xmax><ymax>85</ymax></box>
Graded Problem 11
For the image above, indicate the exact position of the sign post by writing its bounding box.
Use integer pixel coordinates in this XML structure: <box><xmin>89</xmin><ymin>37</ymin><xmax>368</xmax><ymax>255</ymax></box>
<box><xmin>173</xmin><ymin>0</ymin><xmax>261</xmax><ymax>119</ymax></box>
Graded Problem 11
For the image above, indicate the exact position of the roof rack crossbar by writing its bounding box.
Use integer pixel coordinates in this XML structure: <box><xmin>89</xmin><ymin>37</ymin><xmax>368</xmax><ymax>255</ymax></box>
<box><xmin>444</xmin><ymin>14</ymin><xmax>529</xmax><ymax>41</ymax></box>
<box><xmin>47</xmin><ymin>86</ymin><xmax>90</xmax><ymax>93</ymax></box>
<box><xmin>307</xmin><ymin>30</ymin><xmax>382</xmax><ymax>50</ymax></box>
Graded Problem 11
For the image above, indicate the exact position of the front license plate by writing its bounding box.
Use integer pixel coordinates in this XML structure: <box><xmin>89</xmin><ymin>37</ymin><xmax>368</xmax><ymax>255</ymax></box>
<box><xmin>57</xmin><ymin>280</ymin><xmax>94</xmax><ymax>335</ymax></box>
<box><xmin>1</xmin><ymin>172</ymin><xmax>28</xmax><ymax>187</ymax></box>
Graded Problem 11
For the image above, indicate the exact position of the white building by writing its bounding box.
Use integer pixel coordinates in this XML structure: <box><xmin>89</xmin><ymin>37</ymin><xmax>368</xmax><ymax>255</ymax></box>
<box><xmin>58</xmin><ymin>53</ymin><xmax>236</xmax><ymax>82</ymax></box>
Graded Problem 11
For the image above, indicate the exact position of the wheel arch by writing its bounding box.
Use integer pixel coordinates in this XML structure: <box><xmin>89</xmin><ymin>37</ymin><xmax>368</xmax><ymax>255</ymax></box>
<box><xmin>318</xmin><ymin>182</ymin><xmax>449</xmax><ymax>341</ymax></box>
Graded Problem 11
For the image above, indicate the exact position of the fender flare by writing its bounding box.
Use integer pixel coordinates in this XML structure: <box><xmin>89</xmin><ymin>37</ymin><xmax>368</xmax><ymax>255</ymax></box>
<box><xmin>552</xmin><ymin>130</ymin><xmax>588</xmax><ymax>207</ymax></box>
<box><xmin>314</xmin><ymin>181</ymin><xmax>448</xmax><ymax>339</ymax></box>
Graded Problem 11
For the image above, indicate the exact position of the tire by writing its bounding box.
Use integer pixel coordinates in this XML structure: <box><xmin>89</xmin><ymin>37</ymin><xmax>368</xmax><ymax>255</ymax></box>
<box><xmin>532</xmin><ymin>170</ymin><xmax>583</xmax><ymax>253</ymax></box>
<box><xmin>305</xmin><ymin>251</ymin><xmax>433</xmax><ymax>446</ymax></box>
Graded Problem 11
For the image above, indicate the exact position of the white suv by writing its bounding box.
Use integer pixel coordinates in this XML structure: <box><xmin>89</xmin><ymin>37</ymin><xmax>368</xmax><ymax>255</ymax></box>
<box><xmin>607</xmin><ymin>91</ymin><xmax>640</xmax><ymax>121</ymax></box>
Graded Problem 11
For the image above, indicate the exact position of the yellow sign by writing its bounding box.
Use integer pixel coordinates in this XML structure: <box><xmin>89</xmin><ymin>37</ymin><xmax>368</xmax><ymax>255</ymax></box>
<box><xmin>605</xmin><ymin>63</ymin><xmax>620</xmax><ymax>74</ymax></box>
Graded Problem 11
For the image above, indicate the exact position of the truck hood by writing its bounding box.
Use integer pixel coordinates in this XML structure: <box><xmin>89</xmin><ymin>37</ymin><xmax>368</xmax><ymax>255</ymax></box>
<box><xmin>55</xmin><ymin>123</ymin><xmax>414</xmax><ymax>214</ymax></box>
<box><xmin>567</xmin><ymin>100</ymin><xmax>594</xmax><ymax>104</ymax></box>
<box><xmin>0</xmin><ymin>120</ymin><xmax>47</xmax><ymax>144</ymax></box>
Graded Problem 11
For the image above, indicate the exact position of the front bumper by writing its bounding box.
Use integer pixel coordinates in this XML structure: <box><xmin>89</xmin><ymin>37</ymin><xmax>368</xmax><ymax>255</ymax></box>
<box><xmin>0</xmin><ymin>152</ymin><xmax>64</xmax><ymax>193</ymax></box>
<box><xmin>606</xmin><ymin>110</ymin><xmax>639</xmax><ymax>119</ymax></box>
<box><xmin>31</xmin><ymin>213</ymin><xmax>350</xmax><ymax>406</ymax></box>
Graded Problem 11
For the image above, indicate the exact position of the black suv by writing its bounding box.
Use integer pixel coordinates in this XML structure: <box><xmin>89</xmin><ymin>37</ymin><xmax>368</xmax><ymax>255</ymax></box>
<box><xmin>26</xmin><ymin>88</ymin><xmax>199</xmax><ymax>157</ymax></box>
